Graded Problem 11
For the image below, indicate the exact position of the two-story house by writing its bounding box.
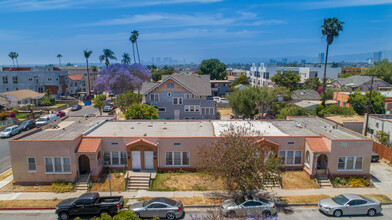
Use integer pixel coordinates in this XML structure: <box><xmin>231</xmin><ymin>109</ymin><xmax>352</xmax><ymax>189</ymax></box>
<box><xmin>140</xmin><ymin>75</ymin><xmax>216</xmax><ymax>120</ymax></box>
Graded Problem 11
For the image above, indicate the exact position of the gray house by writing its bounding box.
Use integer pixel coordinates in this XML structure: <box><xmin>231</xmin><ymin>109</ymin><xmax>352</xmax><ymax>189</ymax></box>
<box><xmin>331</xmin><ymin>75</ymin><xmax>392</xmax><ymax>92</ymax></box>
<box><xmin>141</xmin><ymin>75</ymin><xmax>216</xmax><ymax>120</ymax></box>
<box><xmin>210</xmin><ymin>80</ymin><xmax>230</xmax><ymax>96</ymax></box>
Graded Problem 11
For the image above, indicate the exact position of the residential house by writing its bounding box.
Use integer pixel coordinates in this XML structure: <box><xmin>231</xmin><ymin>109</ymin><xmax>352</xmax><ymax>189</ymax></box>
<box><xmin>234</xmin><ymin>84</ymin><xmax>248</xmax><ymax>91</ymax></box>
<box><xmin>67</xmin><ymin>75</ymin><xmax>86</xmax><ymax>96</ymax></box>
<box><xmin>331</xmin><ymin>75</ymin><xmax>392</xmax><ymax>92</ymax></box>
<box><xmin>334</xmin><ymin>91</ymin><xmax>392</xmax><ymax>111</ymax></box>
<box><xmin>59</xmin><ymin>66</ymin><xmax>98</xmax><ymax>94</ymax></box>
<box><xmin>210</xmin><ymin>80</ymin><xmax>230</xmax><ymax>97</ymax></box>
<box><xmin>0</xmin><ymin>67</ymin><xmax>68</xmax><ymax>98</ymax></box>
<box><xmin>140</xmin><ymin>75</ymin><xmax>216</xmax><ymax>120</ymax></box>
<box><xmin>294</xmin><ymin>101</ymin><xmax>319</xmax><ymax>110</ymax></box>
<box><xmin>363</xmin><ymin>114</ymin><xmax>392</xmax><ymax>142</ymax></box>
<box><xmin>292</xmin><ymin>90</ymin><xmax>321</xmax><ymax>102</ymax></box>
<box><xmin>326</xmin><ymin>115</ymin><xmax>364</xmax><ymax>134</ymax></box>
<box><xmin>0</xmin><ymin>89</ymin><xmax>45</xmax><ymax>107</ymax></box>
<box><xmin>10</xmin><ymin>116</ymin><xmax>373</xmax><ymax>184</ymax></box>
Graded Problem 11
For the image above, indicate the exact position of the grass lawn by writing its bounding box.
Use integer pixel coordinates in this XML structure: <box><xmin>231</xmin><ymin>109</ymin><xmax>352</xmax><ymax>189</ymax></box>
<box><xmin>89</xmin><ymin>173</ymin><xmax>125</xmax><ymax>192</ymax></box>
<box><xmin>0</xmin><ymin>169</ymin><xmax>12</xmax><ymax>181</ymax></box>
<box><xmin>363</xmin><ymin>194</ymin><xmax>392</xmax><ymax>203</ymax></box>
<box><xmin>150</xmin><ymin>172</ymin><xmax>225</xmax><ymax>191</ymax></box>
<box><xmin>136</xmin><ymin>197</ymin><xmax>226</xmax><ymax>206</ymax></box>
<box><xmin>51</xmin><ymin>103</ymin><xmax>66</xmax><ymax>107</ymax></box>
<box><xmin>281</xmin><ymin>171</ymin><xmax>319</xmax><ymax>189</ymax></box>
<box><xmin>0</xmin><ymin>181</ymin><xmax>74</xmax><ymax>193</ymax></box>
<box><xmin>0</xmin><ymin>199</ymin><xmax>62</xmax><ymax>208</ymax></box>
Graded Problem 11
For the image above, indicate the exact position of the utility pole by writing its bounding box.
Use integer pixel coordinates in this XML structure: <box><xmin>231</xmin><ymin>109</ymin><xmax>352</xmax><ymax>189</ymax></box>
<box><xmin>364</xmin><ymin>75</ymin><xmax>375</xmax><ymax>136</ymax></box>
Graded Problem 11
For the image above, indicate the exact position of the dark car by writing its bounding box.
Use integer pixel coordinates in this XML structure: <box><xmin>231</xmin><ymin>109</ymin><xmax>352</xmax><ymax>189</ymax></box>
<box><xmin>71</xmin><ymin>105</ymin><xmax>82</xmax><ymax>111</ymax></box>
<box><xmin>55</xmin><ymin>193</ymin><xmax>124</xmax><ymax>220</ymax></box>
<box><xmin>55</xmin><ymin>111</ymin><xmax>66</xmax><ymax>117</ymax></box>
<box><xmin>129</xmin><ymin>197</ymin><xmax>184</xmax><ymax>220</ymax></box>
<box><xmin>372</xmin><ymin>151</ymin><xmax>380</xmax><ymax>162</ymax></box>
<box><xmin>18</xmin><ymin>119</ymin><xmax>36</xmax><ymax>131</ymax></box>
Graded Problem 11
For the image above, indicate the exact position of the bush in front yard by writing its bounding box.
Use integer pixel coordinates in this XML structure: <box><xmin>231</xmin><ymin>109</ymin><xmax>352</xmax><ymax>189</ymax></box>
<box><xmin>334</xmin><ymin>177</ymin><xmax>371</xmax><ymax>187</ymax></box>
<box><xmin>50</xmin><ymin>180</ymin><xmax>74</xmax><ymax>193</ymax></box>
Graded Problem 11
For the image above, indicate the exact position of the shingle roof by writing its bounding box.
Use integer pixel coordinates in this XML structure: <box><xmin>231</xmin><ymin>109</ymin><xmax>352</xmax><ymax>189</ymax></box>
<box><xmin>292</xmin><ymin>90</ymin><xmax>321</xmax><ymax>100</ymax></box>
<box><xmin>1</xmin><ymin>89</ymin><xmax>45</xmax><ymax>100</ymax></box>
<box><xmin>0</xmin><ymin>96</ymin><xmax>9</xmax><ymax>106</ymax></box>
<box><xmin>68</xmin><ymin>74</ymin><xmax>84</xmax><ymax>81</ymax></box>
<box><xmin>305</xmin><ymin>138</ymin><xmax>330</xmax><ymax>153</ymax></box>
<box><xmin>76</xmin><ymin>138</ymin><xmax>101</xmax><ymax>153</ymax></box>
<box><xmin>142</xmin><ymin>75</ymin><xmax>212</xmax><ymax>96</ymax></box>
<box><xmin>334</xmin><ymin>75</ymin><xmax>386</xmax><ymax>87</ymax></box>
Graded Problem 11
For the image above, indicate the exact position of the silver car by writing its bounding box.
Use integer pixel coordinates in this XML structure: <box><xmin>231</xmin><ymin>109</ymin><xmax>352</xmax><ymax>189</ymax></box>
<box><xmin>221</xmin><ymin>196</ymin><xmax>277</xmax><ymax>218</ymax></box>
<box><xmin>318</xmin><ymin>194</ymin><xmax>382</xmax><ymax>217</ymax></box>
<box><xmin>129</xmin><ymin>197</ymin><xmax>184</xmax><ymax>220</ymax></box>
<box><xmin>0</xmin><ymin>125</ymin><xmax>20</xmax><ymax>138</ymax></box>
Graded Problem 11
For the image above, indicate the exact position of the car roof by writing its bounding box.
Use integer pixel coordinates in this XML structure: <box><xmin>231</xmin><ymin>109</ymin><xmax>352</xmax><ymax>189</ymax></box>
<box><xmin>79</xmin><ymin>192</ymin><xmax>99</xmax><ymax>200</ymax></box>
<box><xmin>9</xmin><ymin>125</ymin><xmax>19</xmax><ymax>128</ymax></box>
<box><xmin>343</xmin><ymin>194</ymin><xmax>363</xmax><ymax>200</ymax></box>
<box><xmin>147</xmin><ymin>197</ymin><xmax>177</xmax><ymax>206</ymax></box>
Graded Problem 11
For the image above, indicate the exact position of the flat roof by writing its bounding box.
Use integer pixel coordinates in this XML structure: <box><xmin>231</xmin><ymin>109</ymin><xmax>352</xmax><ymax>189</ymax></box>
<box><xmin>87</xmin><ymin>121</ymin><xmax>215</xmax><ymax>137</ymax></box>
<box><xmin>212</xmin><ymin>121</ymin><xmax>289</xmax><ymax>136</ymax></box>
<box><xmin>18</xmin><ymin>116</ymin><xmax>112</xmax><ymax>140</ymax></box>
<box><xmin>325</xmin><ymin>115</ymin><xmax>364</xmax><ymax>124</ymax></box>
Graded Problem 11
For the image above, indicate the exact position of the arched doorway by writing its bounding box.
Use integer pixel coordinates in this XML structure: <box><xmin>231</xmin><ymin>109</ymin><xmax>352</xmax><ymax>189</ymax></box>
<box><xmin>317</xmin><ymin>154</ymin><xmax>328</xmax><ymax>170</ymax></box>
<box><xmin>78</xmin><ymin>155</ymin><xmax>90</xmax><ymax>174</ymax></box>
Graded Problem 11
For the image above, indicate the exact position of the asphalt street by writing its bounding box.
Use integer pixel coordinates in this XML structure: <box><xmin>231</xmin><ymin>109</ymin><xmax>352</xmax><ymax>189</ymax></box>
<box><xmin>0</xmin><ymin>206</ymin><xmax>391</xmax><ymax>220</ymax></box>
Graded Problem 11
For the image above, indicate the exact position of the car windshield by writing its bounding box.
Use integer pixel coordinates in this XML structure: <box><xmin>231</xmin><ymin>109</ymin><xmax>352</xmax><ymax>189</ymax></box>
<box><xmin>37</xmin><ymin>118</ymin><xmax>47</xmax><ymax>122</ymax></box>
<box><xmin>20</xmin><ymin>121</ymin><xmax>29</xmax><ymax>126</ymax></box>
<box><xmin>234</xmin><ymin>197</ymin><xmax>245</xmax><ymax>205</ymax></box>
<box><xmin>3</xmin><ymin>128</ymin><xmax>11</xmax><ymax>132</ymax></box>
<box><xmin>72</xmin><ymin>105</ymin><xmax>78</xmax><ymax>108</ymax></box>
<box><xmin>332</xmin><ymin>195</ymin><xmax>349</xmax><ymax>205</ymax></box>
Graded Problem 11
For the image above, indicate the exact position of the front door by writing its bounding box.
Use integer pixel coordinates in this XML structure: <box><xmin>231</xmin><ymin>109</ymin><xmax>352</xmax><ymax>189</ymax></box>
<box><xmin>144</xmin><ymin>151</ymin><xmax>154</xmax><ymax>170</ymax></box>
<box><xmin>132</xmin><ymin>151</ymin><xmax>141</xmax><ymax>170</ymax></box>
<box><xmin>174</xmin><ymin>110</ymin><xmax>180</xmax><ymax>120</ymax></box>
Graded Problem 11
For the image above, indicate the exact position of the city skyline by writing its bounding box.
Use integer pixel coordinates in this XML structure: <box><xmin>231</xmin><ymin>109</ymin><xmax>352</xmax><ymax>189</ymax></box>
<box><xmin>0</xmin><ymin>0</ymin><xmax>391</xmax><ymax>65</ymax></box>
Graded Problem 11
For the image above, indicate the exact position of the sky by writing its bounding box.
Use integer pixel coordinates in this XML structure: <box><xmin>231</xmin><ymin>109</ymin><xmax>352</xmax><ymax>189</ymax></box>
<box><xmin>0</xmin><ymin>0</ymin><xmax>391</xmax><ymax>65</ymax></box>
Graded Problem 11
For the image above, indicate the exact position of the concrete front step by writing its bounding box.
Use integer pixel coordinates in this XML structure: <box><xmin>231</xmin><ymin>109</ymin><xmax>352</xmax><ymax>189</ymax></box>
<box><xmin>128</xmin><ymin>187</ymin><xmax>149</xmax><ymax>191</ymax></box>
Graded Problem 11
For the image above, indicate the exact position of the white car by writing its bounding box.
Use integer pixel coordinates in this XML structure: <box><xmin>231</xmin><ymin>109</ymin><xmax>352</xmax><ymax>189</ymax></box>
<box><xmin>36</xmin><ymin>114</ymin><xmax>60</xmax><ymax>127</ymax></box>
<box><xmin>103</xmin><ymin>105</ymin><xmax>114</xmax><ymax>112</ymax></box>
<box><xmin>0</xmin><ymin>125</ymin><xmax>20</xmax><ymax>138</ymax></box>
<box><xmin>217</xmin><ymin>98</ymin><xmax>228</xmax><ymax>103</ymax></box>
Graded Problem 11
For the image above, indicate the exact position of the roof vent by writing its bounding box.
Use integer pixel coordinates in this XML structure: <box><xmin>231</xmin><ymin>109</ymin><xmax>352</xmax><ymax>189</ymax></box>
<box><xmin>143</xmin><ymin>133</ymin><xmax>147</xmax><ymax>136</ymax></box>
<box><xmin>148</xmin><ymin>125</ymin><xmax>153</xmax><ymax>127</ymax></box>
<box><xmin>131</xmin><ymin>127</ymin><xmax>134</xmax><ymax>129</ymax></box>
<box><xmin>163</xmin><ymin>127</ymin><xmax>167</xmax><ymax>130</ymax></box>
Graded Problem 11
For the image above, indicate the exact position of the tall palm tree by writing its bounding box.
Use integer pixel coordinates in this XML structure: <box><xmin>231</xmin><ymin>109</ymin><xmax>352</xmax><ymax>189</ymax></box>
<box><xmin>84</xmin><ymin>49</ymin><xmax>93</xmax><ymax>95</ymax></box>
<box><xmin>91</xmin><ymin>65</ymin><xmax>98</xmax><ymax>83</ymax></box>
<box><xmin>129</xmin><ymin>34</ymin><xmax>137</xmax><ymax>64</ymax></box>
<box><xmin>321</xmin><ymin>17</ymin><xmax>344</xmax><ymax>95</ymax></box>
<box><xmin>14</xmin><ymin>52</ymin><xmax>19</xmax><ymax>67</ymax></box>
<box><xmin>8</xmin><ymin>52</ymin><xmax>16</xmax><ymax>67</ymax></box>
<box><xmin>99</xmin><ymin>49</ymin><xmax>117</xmax><ymax>68</ymax></box>
<box><xmin>130</xmin><ymin>30</ymin><xmax>141</xmax><ymax>64</ymax></box>
<box><xmin>121</xmin><ymin>53</ymin><xmax>131</xmax><ymax>64</ymax></box>
<box><xmin>57</xmin><ymin>54</ymin><xmax>62</xmax><ymax>66</ymax></box>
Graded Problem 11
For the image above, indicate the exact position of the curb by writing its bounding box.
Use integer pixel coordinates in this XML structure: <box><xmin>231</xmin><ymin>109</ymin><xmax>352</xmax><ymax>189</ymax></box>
<box><xmin>0</xmin><ymin>207</ymin><xmax>55</xmax><ymax>210</ymax></box>
<box><xmin>0</xmin><ymin>168</ymin><xmax>12</xmax><ymax>177</ymax></box>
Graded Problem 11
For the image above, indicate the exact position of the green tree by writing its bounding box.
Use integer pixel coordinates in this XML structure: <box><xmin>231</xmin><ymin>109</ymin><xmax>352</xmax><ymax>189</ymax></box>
<box><xmin>199</xmin><ymin>125</ymin><xmax>283</xmax><ymax>197</ymax></box>
<box><xmin>8</xmin><ymin>52</ymin><xmax>16</xmax><ymax>67</ymax></box>
<box><xmin>84</xmin><ymin>49</ymin><xmax>93</xmax><ymax>95</ymax></box>
<box><xmin>198</xmin><ymin>59</ymin><xmax>227</xmax><ymax>80</ymax></box>
<box><xmin>152</xmin><ymin>71</ymin><xmax>162</xmax><ymax>82</ymax></box>
<box><xmin>91</xmin><ymin>65</ymin><xmax>99</xmax><ymax>82</ymax></box>
<box><xmin>271</xmin><ymin>70</ymin><xmax>300</xmax><ymax>91</ymax></box>
<box><xmin>303</xmin><ymin>77</ymin><xmax>321</xmax><ymax>90</ymax></box>
<box><xmin>362</xmin><ymin>59</ymin><xmax>392</xmax><ymax>84</ymax></box>
<box><xmin>276</xmin><ymin>105</ymin><xmax>312</xmax><ymax>119</ymax></box>
<box><xmin>319</xmin><ymin>105</ymin><xmax>355</xmax><ymax>117</ymax></box>
<box><xmin>348</xmin><ymin>90</ymin><xmax>385</xmax><ymax>115</ymax></box>
<box><xmin>99</xmin><ymin>49</ymin><xmax>117</xmax><ymax>68</ymax></box>
<box><xmin>375</xmin><ymin>131</ymin><xmax>390</xmax><ymax>146</ymax></box>
<box><xmin>114</xmin><ymin>91</ymin><xmax>142</xmax><ymax>112</ymax></box>
<box><xmin>57</xmin><ymin>54</ymin><xmax>62</xmax><ymax>66</ymax></box>
<box><xmin>93</xmin><ymin>94</ymin><xmax>106</xmax><ymax>115</ymax></box>
<box><xmin>124</xmin><ymin>104</ymin><xmax>159</xmax><ymax>119</ymax></box>
<box><xmin>321</xmin><ymin>17</ymin><xmax>344</xmax><ymax>94</ymax></box>
<box><xmin>121</xmin><ymin>53</ymin><xmax>131</xmax><ymax>64</ymax></box>
<box><xmin>232</xmin><ymin>75</ymin><xmax>249</xmax><ymax>86</ymax></box>
<box><xmin>40</xmin><ymin>89</ymin><xmax>55</xmax><ymax>106</ymax></box>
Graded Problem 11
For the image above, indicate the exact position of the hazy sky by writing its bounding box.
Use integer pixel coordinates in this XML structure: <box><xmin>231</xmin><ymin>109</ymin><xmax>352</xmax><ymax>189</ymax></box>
<box><xmin>0</xmin><ymin>0</ymin><xmax>391</xmax><ymax>65</ymax></box>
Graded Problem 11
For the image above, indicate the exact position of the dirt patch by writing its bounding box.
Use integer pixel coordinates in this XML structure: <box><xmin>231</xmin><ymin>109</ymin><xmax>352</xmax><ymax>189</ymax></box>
<box><xmin>90</xmin><ymin>173</ymin><xmax>125</xmax><ymax>192</ymax></box>
<box><xmin>282</xmin><ymin>171</ymin><xmax>319</xmax><ymax>189</ymax></box>
<box><xmin>136</xmin><ymin>197</ymin><xmax>226</xmax><ymax>206</ymax></box>
<box><xmin>0</xmin><ymin>169</ymin><xmax>12</xmax><ymax>181</ymax></box>
<box><xmin>280</xmin><ymin>195</ymin><xmax>330</xmax><ymax>204</ymax></box>
<box><xmin>0</xmin><ymin>182</ymin><xmax>53</xmax><ymax>192</ymax></box>
<box><xmin>0</xmin><ymin>199</ymin><xmax>61</xmax><ymax>208</ymax></box>
<box><xmin>151</xmin><ymin>172</ymin><xmax>226</xmax><ymax>191</ymax></box>
<box><xmin>363</xmin><ymin>194</ymin><xmax>392</xmax><ymax>203</ymax></box>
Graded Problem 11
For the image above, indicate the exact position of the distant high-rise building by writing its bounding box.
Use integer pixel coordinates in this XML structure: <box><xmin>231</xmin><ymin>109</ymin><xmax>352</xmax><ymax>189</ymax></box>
<box><xmin>282</xmin><ymin>58</ymin><xmax>288</xmax><ymax>64</ymax></box>
<box><xmin>269</xmin><ymin>59</ymin><xmax>276</xmax><ymax>63</ymax></box>
<box><xmin>156</xmin><ymin>57</ymin><xmax>161</xmax><ymax>64</ymax></box>
<box><xmin>373</xmin><ymin>51</ymin><xmax>382</xmax><ymax>63</ymax></box>
<box><xmin>301</xmin><ymin>60</ymin><xmax>307</xmax><ymax>64</ymax></box>
<box><xmin>318</xmin><ymin>53</ymin><xmax>325</xmax><ymax>63</ymax></box>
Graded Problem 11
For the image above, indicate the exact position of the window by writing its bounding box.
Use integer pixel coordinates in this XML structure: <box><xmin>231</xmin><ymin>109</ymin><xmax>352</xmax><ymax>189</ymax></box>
<box><xmin>112</xmin><ymin>152</ymin><xmax>120</xmax><ymax>165</ymax></box>
<box><xmin>158</xmin><ymin>107</ymin><xmax>166</xmax><ymax>112</ymax></box>
<box><xmin>148</xmin><ymin>204</ymin><xmax>167</xmax><ymax>208</ymax></box>
<box><xmin>48</xmin><ymin>77</ymin><xmax>52</xmax><ymax>81</ymax></box>
<box><xmin>280</xmin><ymin>151</ymin><xmax>302</xmax><ymax>165</ymax></box>
<box><xmin>28</xmin><ymin>78</ymin><xmax>33</xmax><ymax>82</ymax></box>
<box><xmin>305</xmin><ymin>151</ymin><xmax>310</xmax><ymax>165</ymax></box>
<box><xmin>286</xmin><ymin>151</ymin><xmax>294</xmax><ymax>164</ymax></box>
<box><xmin>295</xmin><ymin>151</ymin><xmax>302</xmax><ymax>164</ymax></box>
<box><xmin>201</xmin><ymin>107</ymin><xmax>214</xmax><ymax>115</ymax></box>
<box><xmin>173</xmin><ymin>97</ymin><xmax>183</xmax><ymax>105</ymax></box>
<box><xmin>120</xmin><ymin>152</ymin><xmax>127</xmax><ymax>165</ymax></box>
<box><xmin>165</xmin><ymin>152</ymin><xmax>190</xmax><ymax>166</ymax></box>
<box><xmin>12</xmin><ymin>76</ymin><xmax>18</xmax><ymax>83</ymax></box>
<box><xmin>279</xmin><ymin>151</ymin><xmax>285</xmax><ymax>163</ymax></box>
<box><xmin>2</xmin><ymin>76</ymin><xmax>8</xmax><ymax>84</ymax></box>
<box><xmin>288</xmin><ymin>142</ymin><xmax>295</xmax><ymax>145</ymax></box>
<box><xmin>150</xmin><ymin>93</ymin><xmax>159</xmax><ymax>102</ymax></box>
<box><xmin>27</xmin><ymin>158</ymin><xmax>36</xmax><ymax>172</ymax></box>
<box><xmin>244</xmin><ymin>201</ymin><xmax>262</xmax><ymax>207</ymax></box>
<box><xmin>45</xmin><ymin>157</ymin><xmax>71</xmax><ymax>173</ymax></box>
<box><xmin>38</xmin><ymin>87</ymin><xmax>44</xmax><ymax>93</ymax></box>
<box><xmin>337</xmin><ymin>156</ymin><xmax>363</xmax><ymax>170</ymax></box>
<box><xmin>104</xmin><ymin>152</ymin><xmax>111</xmax><ymax>165</ymax></box>
<box><xmin>167</xmin><ymin>92</ymin><xmax>171</xmax><ymax>97</ymax></box>
<box><xmin>184</xmin><ymin>93</ymin><xmax>195</xmax><ymax>99</ymax></box>
<box><xmin>185</xmin><ymin>105</ymin><xmax>200</xmax><ymax>112</ymax></box>
<box><xmin>166</xmin><ymin>82</ymin><xmax>175</xmax><ymax>88</ymax></box>
<box><xmin>174</xmin><ymin>143</ymin><xmax>181</xmax><ymax>146</ymax></box>
<box><xmin>111</xmin><ymin>142</ymin><xmax>118</xmax><ymax>145</ymax></box>
<box><xmin>376</xmin><ymin>123</ymin><xmax>379</xmax><ymax>128</ymax></box>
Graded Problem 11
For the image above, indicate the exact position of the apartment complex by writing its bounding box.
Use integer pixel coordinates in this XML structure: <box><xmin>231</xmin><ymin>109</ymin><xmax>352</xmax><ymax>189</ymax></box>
<box><xmin>10</xmin><ymin>116</ymin><xmax>372</xmax><ymax>184</ymax></box>
<box><xmin>140</xmin><ymin>75</ymin><xmax>216</xmax><ymax>120</ymax></box>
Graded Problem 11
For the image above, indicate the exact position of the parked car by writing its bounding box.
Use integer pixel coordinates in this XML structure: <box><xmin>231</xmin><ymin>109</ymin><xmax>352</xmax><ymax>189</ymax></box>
<box><xmin>55</xmin><ymin>111</ymin><xmax>66</xmax><ymax>117</ymax></box>
<box><xmin>221</xmin><ymin>196</ymin><xmax>276</xmax><ymax>218</ymax></box>
<box><xmin>71</xmin><ymin>105</ymin><xmax>82</xmax><ymax>111</ymax></box>
<box><xmin>129</xmin><ymin>197</ymin><xmax>184</xmax><ymax>220</ymax></box>
<box><xmin>0</xmin><ymin>125</ymin><xmax>20</xmax><ymax>138</ymax></box>
<box><xmin>217</xmin><ymin>97</ymin><xmax>228</xmax><ymax>103</ymax></box>
<box><xmin>55</xmin><ymin>192</ymin><xmax>124</xmax><ymax>220</ymax></box>
<box><xmin>18</xmin><ymin>119</ymin><xmax>36</xmax><ymax>131</ymax></box>
<box><xmin>371</xmin><ymin>151</ymin><xmax>380</xmax><ymax>162</ymax></box>
<box><xmin>102</xmin><ymin>105</ymin><xmax>114</xmax><ymax>112</ymax></box>
<box><xmin>35</xmin><ymin>114</ymin><xmax>60</xmax><ymax>127</ymax></box>
<box><xmin>318</xmin><ymin>194</ymin><xmax>382</xmax><ymax>217</ymax></box>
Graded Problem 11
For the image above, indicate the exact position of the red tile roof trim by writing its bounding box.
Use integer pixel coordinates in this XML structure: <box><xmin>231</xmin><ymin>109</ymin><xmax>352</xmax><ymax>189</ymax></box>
<box><xmin>76</xmin><ymin>138</ymin><xmax>101</xmax><ymax>153</ymax></box>
<box><xmin>305</xmin><ymin>138</ymin><xmax>330</xmax><ymax>153</ymax></box>
<box><xmin>68</xmin><ymin>74</ymin><xmax>84</xmax><ymax>81</ymax></box>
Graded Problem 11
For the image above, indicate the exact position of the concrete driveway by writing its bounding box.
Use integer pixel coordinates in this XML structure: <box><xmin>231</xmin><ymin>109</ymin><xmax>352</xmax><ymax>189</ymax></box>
<box><xmin>370</xmin><ymin>162</ymin><xmax>392</xmax><ymax>198</ymax></box>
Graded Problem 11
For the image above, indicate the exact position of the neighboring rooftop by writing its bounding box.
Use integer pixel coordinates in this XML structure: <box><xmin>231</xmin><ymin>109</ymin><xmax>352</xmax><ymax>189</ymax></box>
<box><xmin>325</xmin><ymin>115</ymin><xmax>364</xmax><ymax>124</ymax></box>
<box><xmin>306</xmin><ymin>138</ymin><xmax>330</xmax><ymax>152</ymax></box>
<box><xmin>212</xmin><ymin>121</ymin><xmax>289</xmax><ymax>136</ymax></box>
<box><xmin>334</xmin><ymin>75</ymin><xmax>389</xmax><ymax>87</ymax></box>
<box><xmin>0</xmin><ymin>89</ymin><xmax>45</xmax><ymax>100</ymax></box>
<box><xmin>68</xmin><ymin>74</ymin><xmax>84</xmax><ymax>81</ymax></box>
<box><xmin>18</xmin><ymin>116</ymin><xmax>112</xmax><ymax>140</ymax></box>
<box><xmin>159</xmin><ymin>75</ymin><xmax>212</xmax><ymax>96</ymax></box>
<box><xmin>294</xmin><ymin>101</ymin><xmax>319</xmax><ymax>110</ymax></box>
<box><xmin>371</xmin><ymin>114</ymin><xmax>392</xmax><ymax>121</ymax></box>
<box><xmin>292</xmin><ymin>90</ymin><xmax>321</xmax><ymax>100</ymax></box>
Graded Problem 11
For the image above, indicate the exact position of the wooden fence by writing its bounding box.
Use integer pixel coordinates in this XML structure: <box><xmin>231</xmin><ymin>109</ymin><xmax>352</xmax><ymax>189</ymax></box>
<box><xmin>373</xmin><ymin>142</ymin><xmax>392</xmax><ymax>162</ymax></box>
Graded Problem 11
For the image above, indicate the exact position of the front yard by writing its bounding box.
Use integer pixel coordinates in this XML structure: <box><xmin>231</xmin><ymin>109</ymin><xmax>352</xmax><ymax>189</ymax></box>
<box><xmin>89</xmin><ymin>172</ymin><xmax>126</xmax><ymax>192</ymax></box>
<box><xmin>0</xmin><ymin>181</ymin><xmax>74</xmax><ymax>193</ymax></box>
<box><xmin>281</xmin><ymin>171</ymin><xmax>319</xmax><ymax>189</ymax></box>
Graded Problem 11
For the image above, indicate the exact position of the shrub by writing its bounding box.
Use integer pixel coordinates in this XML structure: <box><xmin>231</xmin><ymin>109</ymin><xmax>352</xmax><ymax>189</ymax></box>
<box><xmin>347</xmin><ymin>177</ymin><xmax>364</xmax><ymax>187</ymax></box>
<box><xmin>176</xmin><ymin>168</ymin><xmax>185</xmax><ymax>173</ymax></box>
<box><xmin>115</xmin><ymin>173</ymin><xmax>121</xmax><ymax>179</ymax></box>
<box><xmin>51</xmin><ymin>180</ymin><xmax>75</xmax><ymax>193</ymax></box>
<box><xmin>11</xmin><ymin>108</ymin><xmax>19</xmax><ymax>113</ymax></box>
<box><xmin>8</xmin><ymin>112</ymin><xmax>16</xmax><ymax>118</ymax></box>
<box><xmin>0</xmin><ymin>112</ymin><xmax>8</xmax><ymax>120</ymax></box>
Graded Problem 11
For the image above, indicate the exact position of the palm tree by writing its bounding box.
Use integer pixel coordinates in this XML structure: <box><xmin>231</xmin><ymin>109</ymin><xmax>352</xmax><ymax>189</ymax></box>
<box><xmin>84</xmin><ymin>49</ymin><xmax>93</xmax><ymax>95</ymax></box>
<box><xmin>8</xmin><ymin>52</ymin><xmax>16</xmax><ymax>67</ymax></box>
<box><xmin>130</xmin><ymin>30</ymin><xmax>140</xmax><ymax>64</ymax></box>
<box><xmin>91</xmin><ymin>65</ymin><xmax>98</xmax><ymax>84</ymax></box>
<box><xmin>57</xmin><ymin>54</ymin><xmax>62</xmax><ymax>66</ymax></box>
<box><xmin>121</xmin><ymin>53</ymin><xmax>131</xmax><ymax>64</ymax></box>
<box><xmin>129</xmin><ymin>34</ymin><xmax>137</xmax><ymax>64</ymax></box>
<box><xmin>14</xmin><ymin>52</ymin><xmax>19</xmax><ymax>67</ymax></box>
<box><xmin>321</xmin><ymin>17</ymin><xmax>344</xmax><ymax>95</ymax></box>
<box><xmin>99</xmin><ymin>49</ymin><xmax>117</xmax><ymax>68</ymax></box>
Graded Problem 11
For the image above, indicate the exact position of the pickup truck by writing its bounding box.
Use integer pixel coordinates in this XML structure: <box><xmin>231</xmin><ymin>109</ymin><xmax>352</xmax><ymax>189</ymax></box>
<box><xmin>55</xmin><ymin>192</ymin><xmax>124</xmax><ymax>220</ymax></box>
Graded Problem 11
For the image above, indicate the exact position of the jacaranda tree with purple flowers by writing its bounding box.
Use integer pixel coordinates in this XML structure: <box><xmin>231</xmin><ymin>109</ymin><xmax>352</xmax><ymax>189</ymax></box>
<box><xmin>94</xmin><ymin>63</ymin><xmax>152</xmax><ymax>95</ymax></box>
